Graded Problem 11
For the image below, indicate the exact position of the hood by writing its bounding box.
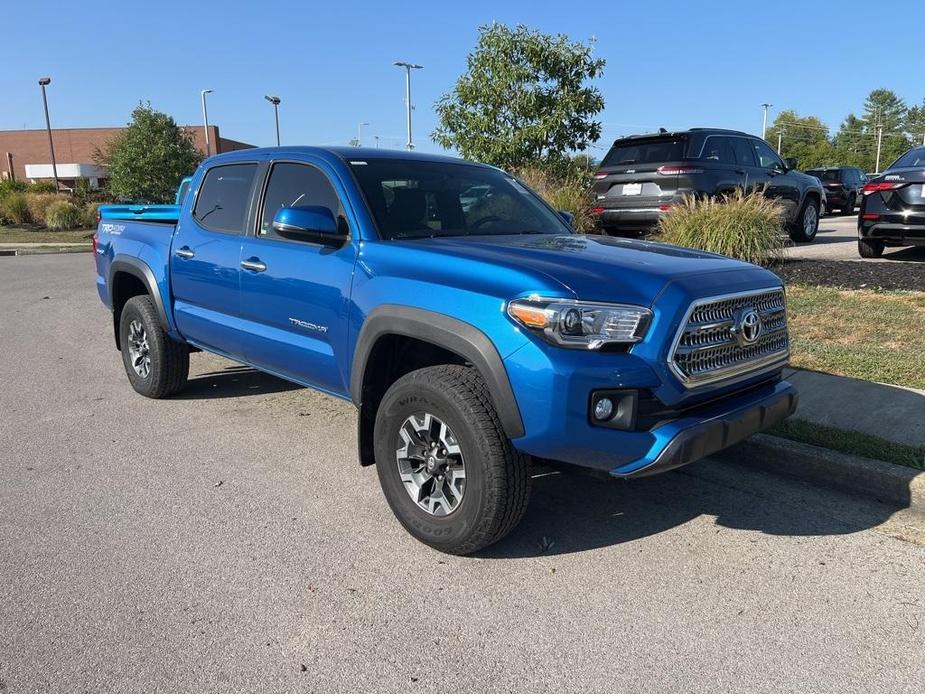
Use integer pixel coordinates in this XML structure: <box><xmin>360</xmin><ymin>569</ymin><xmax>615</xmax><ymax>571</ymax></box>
<box><xmin>406</xmin><ymin>234</ymin><xmax>777</xmax><ymax>306</ymax></box>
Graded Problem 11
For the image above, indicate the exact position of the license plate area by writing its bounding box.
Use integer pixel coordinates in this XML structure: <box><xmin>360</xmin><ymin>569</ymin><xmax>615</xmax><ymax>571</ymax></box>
<box><xmin>622</xmin><ymin>183</ymin><xmax>642</xmax><ymax>196</ymax></box>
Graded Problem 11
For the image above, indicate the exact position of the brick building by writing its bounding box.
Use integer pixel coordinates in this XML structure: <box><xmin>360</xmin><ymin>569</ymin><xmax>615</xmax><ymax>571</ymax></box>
<box><xmin>0</xmin><ymin>125</ymin><xmax>252</xmax><ymax>189</ymax></box>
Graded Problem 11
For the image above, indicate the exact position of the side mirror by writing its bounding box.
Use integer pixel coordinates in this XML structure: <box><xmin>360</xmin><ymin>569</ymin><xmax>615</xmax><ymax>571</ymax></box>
<box><xmin>784</xmin><ymin>157</ymin><xmax>798</xmax><ymax>171</ymax></box>
<box><xmin>272</xmin><ymin>205</ymin><xmax>343</xmax><ymax>242</ymax></box>
<box><xmin>558</xmin><ymin>210</ymin><xmax>575</xmax><ymax>227</ymax></box>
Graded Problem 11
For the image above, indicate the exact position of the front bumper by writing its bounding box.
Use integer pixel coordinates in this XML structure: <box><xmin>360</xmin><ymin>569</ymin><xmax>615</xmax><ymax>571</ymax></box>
<box><xmin>611</xmin><ymin>381</ymin><xmax>798</xmax><ymax>477</ymax></box>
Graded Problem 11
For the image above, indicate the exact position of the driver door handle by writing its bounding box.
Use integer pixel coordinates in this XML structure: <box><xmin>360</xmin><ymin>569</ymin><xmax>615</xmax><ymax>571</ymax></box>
<box><xmin>240</xmin><ymin>258</ymin><xmax>267</xmax><ymax>273</ymax></box>
<box><xmin>174</xmin><ymin>246</ymin><xmax>195</xmax><ymax>259</ymax></box>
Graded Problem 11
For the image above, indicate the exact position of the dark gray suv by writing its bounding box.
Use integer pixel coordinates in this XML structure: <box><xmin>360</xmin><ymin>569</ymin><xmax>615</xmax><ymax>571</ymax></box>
<box><xmin>591</xmin><ymin>128</ymin><xmax>825</xmax><ymax>242</ymax></box>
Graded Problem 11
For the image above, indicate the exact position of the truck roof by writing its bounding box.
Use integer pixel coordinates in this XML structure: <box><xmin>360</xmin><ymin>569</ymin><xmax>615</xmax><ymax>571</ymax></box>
<box><xmin>205</xmin><ymin>146</ymin><xmax>479</xmax><ymax>168</ymax></box>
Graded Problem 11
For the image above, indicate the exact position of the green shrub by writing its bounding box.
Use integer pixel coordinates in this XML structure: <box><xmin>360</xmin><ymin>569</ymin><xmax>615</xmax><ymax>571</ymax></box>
<box><xmin>2</xmin><ymin>192</ymin><xmax>31</xmax><ymax>224</ymax></box>
<box><xmin>514</xmin><ymin>167</ymin><xmax>596</xmax><ymax>233</ymax></box>
<box><xmin>29</xmin><ymin>181</ymin><xmax>57</xmax><ymax>194</ymax></box>
<box><xmin>81</xmin><ymin>202</ymin><xmax>102</xmax><ymax>228</ymax></box>
<box><xmin>26</xmin><ymin>193</ymin><xmax>69</xmax><ymax>225</ymax></box>
<box><xmin>654</xmin><ymin>191</ymin><xmax>786</xmax><ymax>266</ymax></box>
<box><xmin>45</xmin><ymin>200</ymin><xmax>83</xmax><ymax>230</ymax></box>
<box><xmin>0</xmin><ymin>179</ymin><xmax>29</xmax><ymax>202</ymax></box>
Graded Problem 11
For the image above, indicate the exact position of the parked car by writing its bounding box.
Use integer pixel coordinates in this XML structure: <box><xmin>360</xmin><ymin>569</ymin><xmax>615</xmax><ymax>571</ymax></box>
<box><xmin>590</xmin><ymin>128</ymin><xmax>825</xmax><ymax>242</ymax></box>
<box><xmin>804</xmin><ymin>167</ymin><xmax>866</xmax><ymax>214</ymax></box>
<box><xmin>858</xmin><ymin>146</ymin><xmax>925</xmax><ymax>258</ymax></box>
<box><xmin>94</xmin><ymin>147</ymin><xmax>797</xmax><ymax>554</ymax></box>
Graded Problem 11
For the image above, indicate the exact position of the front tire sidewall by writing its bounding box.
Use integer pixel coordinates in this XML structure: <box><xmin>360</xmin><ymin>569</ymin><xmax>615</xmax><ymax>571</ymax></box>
<box><xmin>791</xmin><ymin>198</ymin><xmax>819</xmax><ymax>242</ymax></box>
<box><xmin>374</xmin><ymin>381</ymin><xmax>489</xmax><ymax>553</ymax></box>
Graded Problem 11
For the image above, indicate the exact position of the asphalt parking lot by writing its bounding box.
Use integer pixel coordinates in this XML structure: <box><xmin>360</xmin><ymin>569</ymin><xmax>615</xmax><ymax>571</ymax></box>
<box><xmin>787</xmin><ymin>212</ymin><xmax>925</xmax><ymax>262</ymax></box>
<box><xmin>2</xmin><ymin>254</ymin><xmax>924</xmax><ymax>693</ymax></box>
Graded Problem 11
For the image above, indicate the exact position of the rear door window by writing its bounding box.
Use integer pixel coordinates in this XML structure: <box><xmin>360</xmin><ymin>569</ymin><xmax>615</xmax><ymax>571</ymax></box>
<box><xmin>700</xmin><ymin>136</ymin><xmax>735</xmax><ymax>164</ymax></box>
<box><xmin>731</xmin><ymin>138</ymin><xmax>756</xmax><ymax>166</ymax></box>
<box><xmin>602</xmin><ymin>137</ymin><xmax>688</xmax><ymax>167</ymax></box>
<box><xmin>193</xmin><ymin>163</ymin><xmax>258</xmax><ymax>233</ymax></box>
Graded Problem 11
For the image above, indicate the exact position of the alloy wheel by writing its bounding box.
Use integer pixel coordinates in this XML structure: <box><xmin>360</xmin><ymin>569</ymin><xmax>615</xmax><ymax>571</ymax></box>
<box><xmin>395</xmin><ymin>412</ymin><xmax>466</xmax><ymax>516</ymax></box>
<box><xmin>127</xmin><ymin>319</ymin><xmax>151</xmax><ymax>378</ymax></box>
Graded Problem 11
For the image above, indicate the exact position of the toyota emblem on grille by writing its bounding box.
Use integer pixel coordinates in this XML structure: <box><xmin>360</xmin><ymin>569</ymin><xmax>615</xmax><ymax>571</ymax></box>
<box><xmin>733</xmin><ymin>308</ymin><xmax>763</xmax><ymax>346</ymax></box>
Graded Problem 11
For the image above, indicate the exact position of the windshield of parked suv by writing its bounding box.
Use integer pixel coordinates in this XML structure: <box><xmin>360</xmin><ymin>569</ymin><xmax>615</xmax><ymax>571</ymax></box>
<box><xmin>889</xmin><ymin>148</ymin><xmax>925</xmax><ymax>170</ymax></box>
<box><xmin>806</xmin><ymin>169</ymin><xmax>841</xmax><ymax>182</ymax></box>
<box><xmin>601</xmin><ymin>137</ymin><xmax>688</xmax><ymax>167</ymax></box>
<box><xmin>348</xmin><ymin>159</ymin><xmax>572</xmax><ymax>239</ymax></box>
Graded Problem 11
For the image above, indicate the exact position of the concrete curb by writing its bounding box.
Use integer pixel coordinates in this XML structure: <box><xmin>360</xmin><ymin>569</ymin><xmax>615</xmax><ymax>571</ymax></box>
<box><xmin>716</xmin><ymin>434</ymin><xmax>925</xmax><ymax>516</ymax></box>
<box><xmin>0</xmin><ymin>246</ymin><xmax>91</xmax><ymax>256</ymax></box>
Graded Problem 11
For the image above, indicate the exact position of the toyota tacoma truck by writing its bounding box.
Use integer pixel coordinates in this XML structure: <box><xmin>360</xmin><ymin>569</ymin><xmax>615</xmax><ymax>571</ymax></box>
<box><xmin>94</xmin><ymin>147</ymin><xmax>797</xmax><ymax>555</ymax></box>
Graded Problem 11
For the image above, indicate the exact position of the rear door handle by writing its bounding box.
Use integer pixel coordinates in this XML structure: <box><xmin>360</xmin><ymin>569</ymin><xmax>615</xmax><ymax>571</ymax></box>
<box><xmin>174</xmin><ymin>246</ymin><xmax>195</xmax><ymax>259</ymax></box>
<box><xmin>240</xmin><ymin>258</ymin><xmax>267</xmax><ymax>273</ymax></box>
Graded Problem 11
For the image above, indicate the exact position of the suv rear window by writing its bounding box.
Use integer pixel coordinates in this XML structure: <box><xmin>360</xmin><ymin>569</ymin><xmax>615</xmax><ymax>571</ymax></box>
<box><xmin>806</xmin><ymin>169</ymin><xmax>842</xmax><ymax>182</ymax></box>
<box><xmin>602</xmin><ymin>137</ymin><xmax>688</xmax><ymax>167</ymax></box>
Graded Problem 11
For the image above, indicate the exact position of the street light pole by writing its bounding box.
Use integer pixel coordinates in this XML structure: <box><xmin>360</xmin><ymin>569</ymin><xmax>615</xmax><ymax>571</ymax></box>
<box><xmin>265</xmin><ymin>96</ymin><xmax>281</xmax><ymax>146</ymax></box>
<box><xmin>357</xmin><ymin>121</ymin><xmax>369</xmax><ymax>147</ymax></box>
<box><xmin>200</xmin><ymin>89</ymin><xmax>213</xmax><ymax>157</ymax></box>
<box><xmin>777</xmin><ymin>126</ymin><xmax>785</xmax><ymax>155</ymax></box>
<box><xmin>374</xmin><ymin>135</ymin><xmax>380</xmax><ymax>149</ymax></box>
<box><xmin>38</xmin><ymin>77</ymin><xmax>59</xmax><ymax>193</ymax></box>
<box><xmin>761</xmin><ymin>103</ymin><xmax>772</xmax><ymax>139</ymax></box>
<box><xmin>394</xmin><ymin>61</ymin><xmax>423</xmax><ymax>150</ymax></box>
<box><xmin>875</xmin><ymin>124</ymin><xmax>884</xmax><ymax>173</ymax></box>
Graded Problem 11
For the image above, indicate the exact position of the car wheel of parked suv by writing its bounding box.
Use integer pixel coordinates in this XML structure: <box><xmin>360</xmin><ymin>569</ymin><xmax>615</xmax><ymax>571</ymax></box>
<box><xmin>858</xmin><ymin>238</ymin><xmax>884</xmax><ymax>258</ymax></box>
<box><xmin>373</xmin><ymin>364</ymin><xmax>531</xmax><ymax>555</ymax></box>
<box><xmin>119</xmin><ymin>295</ymin><xmax>189</xmax><ymax>398</ymax></box>
<box><xmin>844</xmin><ymin>193</ymin><xmax>856</xmax><ymax>214</ymax></box>
<box><xmin>789</xmin><ymin>198</ymin><xmax>819</xmax><ymax>242</ymax></box>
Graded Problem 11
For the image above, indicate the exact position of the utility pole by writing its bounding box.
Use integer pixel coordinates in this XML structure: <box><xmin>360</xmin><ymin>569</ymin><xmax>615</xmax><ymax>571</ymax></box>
<box><xmin>394</xmin><ymin>61</ymin><xmax>423</xmax><ymax>150</ymax></box>
<box><xmin>265</xmin><ymin>96</ymin><xmax>281</xmax><ymax>146</ymax></box>
<box><xmin>200</xmin><ymin>89</ymin><xmax>213</xmax><ymax>157</ymax></box>
<box><xmin>777</xmin><ymin>126</ymin><xmax>785</xmax><ymax>155</ymax></box>
<box><xmin>761</xmin><ymin>103</ymin><xmax>772</xmax><ymax>139</ymax></box>
<box><xmin>38</xmin><ymin>77</ymin><xmax>59</xmax><ymax>192</ymax></box>
<box><xmin>875</xmin><ymin>124</ymin><xmax>884</xmax><ymax>173</ymax></box>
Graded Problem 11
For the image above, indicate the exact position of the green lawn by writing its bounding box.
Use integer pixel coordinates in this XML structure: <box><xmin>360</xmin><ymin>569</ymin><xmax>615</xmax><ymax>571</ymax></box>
<box><xmin>0</xmin><ymin>226</ymin><xmax>94</xmax><ymax>244</ymax></box>
<box><xmin>787</xmin><ymin>285</ymin><xmax>925</xmax><ymax>391</ymax></box>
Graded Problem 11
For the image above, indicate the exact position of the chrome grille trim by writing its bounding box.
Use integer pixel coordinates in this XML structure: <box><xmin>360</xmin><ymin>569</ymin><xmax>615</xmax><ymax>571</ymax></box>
<box><xmin>668</xmin><ymin>287</ymin><xmax>790</xmax><ymax>387</ymax></box>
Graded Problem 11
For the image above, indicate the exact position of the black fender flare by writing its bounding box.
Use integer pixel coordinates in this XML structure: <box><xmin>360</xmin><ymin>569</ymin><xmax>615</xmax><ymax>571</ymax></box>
<box><xmin>351</xmin><ymin>305</ymin><xmax>525</xmax><ymax>439</ymax></box>
<box><xmin>108</xmin><ymin>257</ymin><xmax>171</xmax><ymax>349</ymax></box>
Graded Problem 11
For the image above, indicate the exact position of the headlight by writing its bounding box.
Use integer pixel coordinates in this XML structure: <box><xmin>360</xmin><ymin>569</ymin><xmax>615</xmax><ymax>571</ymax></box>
<box><xmin>507</xmin><ymin>297</ymin><xmax>652</xmax><ymax>350</ymax></box>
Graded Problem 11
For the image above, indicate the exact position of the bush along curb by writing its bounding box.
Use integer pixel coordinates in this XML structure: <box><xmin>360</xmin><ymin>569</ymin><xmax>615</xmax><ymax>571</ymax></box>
<box><xmin>714</xmin><ymin>433</ymin><xmax>925</xmax><ymax>517</ymax></box>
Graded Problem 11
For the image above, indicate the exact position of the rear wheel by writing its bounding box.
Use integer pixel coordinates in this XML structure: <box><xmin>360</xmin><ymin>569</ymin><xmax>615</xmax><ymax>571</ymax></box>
<box><xmin>789</xmin><ymin>198</ymin><xmax>819</xmax><ymax>242</ymax></box>
<box><xmin>844</xmin><ymin>193</ymin><xmax>856</xmax><ymax>214</ymax></box>
<box><xmin>119</xmin><ymin>295</ymin><xmax>189</xmax><ymax>398</ymax></box>
<box><xmin>858</xmin><ymin>238</ymin><xmax>884</xmax><ymax>258</ymax></box>
<box><xmin>373</xmin><ymin>365</ymin><xmax>530</xmax><ymax>555</ymax></box>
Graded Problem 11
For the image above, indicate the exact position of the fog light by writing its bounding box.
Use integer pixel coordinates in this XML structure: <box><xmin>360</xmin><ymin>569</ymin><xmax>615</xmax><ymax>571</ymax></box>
<box><xmin>593</xmin><ymin>397</ymin><xmax>614</xmax><ymax>421</ymax></box>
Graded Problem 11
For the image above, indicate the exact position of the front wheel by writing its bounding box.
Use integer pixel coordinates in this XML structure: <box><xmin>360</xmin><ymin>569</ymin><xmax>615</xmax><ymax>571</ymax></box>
<box><xmin>119</xmin><ymin>295</ymin><xmax>189</xmax><ymax>398</ymax></box>
<box><xmin>373</xmin><ymin>365</ymin><xmax>530</xmax><ymax>555</ymax></box>
<box><xmin>789</xmin><ymin>198</ymin><xmax>819</xmax><ymax>242</ymax></box>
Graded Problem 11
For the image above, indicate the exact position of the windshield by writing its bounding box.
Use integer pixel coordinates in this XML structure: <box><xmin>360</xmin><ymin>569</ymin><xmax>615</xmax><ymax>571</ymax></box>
<box><xmin>348</xmin><ymin>159</ymin><xmax>572</xmax><ymax>240</ymax></box>
<box><xmin>888</xmin><ymin>147</ymin><xmax>925</xmax><ymax>170</ymax></box>
<box><xmin>806</xmin><ymin>169</ymin><xmax>841</xmax><ymax>182</ymax></box>
<box><xmin>601</xmin><ymin>137</ymin><xmax>688</xmax><ymax>167</ymax></box>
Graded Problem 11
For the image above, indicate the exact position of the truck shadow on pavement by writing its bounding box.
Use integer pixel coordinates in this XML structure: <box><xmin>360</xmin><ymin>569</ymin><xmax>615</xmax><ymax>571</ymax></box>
<box><xmin>479</xmin><ymin>461</ymin><xmax>903</xmax><ymax>559</ymax></box>
<box><xmin>172</xmin><ymin>365</ymin><xmax>302</xmax><ymax>400</ymax></box>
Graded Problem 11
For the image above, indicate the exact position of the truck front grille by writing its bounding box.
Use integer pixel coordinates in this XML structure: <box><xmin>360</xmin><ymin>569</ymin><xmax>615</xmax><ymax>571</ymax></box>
<box><xmin>669</xmin><ymin>288</ymin><xmax>789</xmax><ymax>387</ymax></box>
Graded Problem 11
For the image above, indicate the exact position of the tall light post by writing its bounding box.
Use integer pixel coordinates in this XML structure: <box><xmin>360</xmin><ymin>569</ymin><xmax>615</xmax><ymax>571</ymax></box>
<box><xmin>394</xmin><ymin>61</ymin><xmax>423</xmax><ymax>150</ymax></box>
<box><xmin>265</xmin><ymin>95</ymin><xmax>281</xmax><ymax>146</ymax></box>
<box><xmin>357</xmin><ymin>121</ymin><xmax>369</xmax><ymax>147</ymax></box>
<box><xmin>761</xmin><ymin>103</ymin><xmax>773</xmax><ymax>139</ymax></box>
<box><xmin>875</xmin><ymin>124</ymin><xmax>884</xmax><ymax>173</ymax></box>
<box><xmin>38</xmin><ymin>77</ymin><xmax>59</xmax><ymax>193</ymax></box>
<box><xmin>200</xmin><ymin>89</ymin><xmax>213</xmax><ymax>157</ymax></box>
<box><xmin>373</xmin><ymin>135</ymin><xmax>380</xmax><ymax>149</ymax></box>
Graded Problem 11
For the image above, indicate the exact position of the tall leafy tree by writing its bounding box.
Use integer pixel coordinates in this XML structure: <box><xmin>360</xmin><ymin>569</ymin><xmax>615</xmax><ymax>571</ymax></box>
<box><xmin>95</xmin><ymin>102</ymin><xmax>203</xmax><ymax>203</ymax></box>
<box><xmin>862</xmin><ymin>89</ymin><xmax>912</xmax><ymax>169</ymax></box>
<box><xmin>904</xmin><ymin>99</ymin><xmax>925</xmax><ymax>148</ymax></box>
<box><xmin>832</xmin><ymin>114</ymin><xmax>872</xmax><ymax>170</ymax></box>
<box><xmin>433</xmin><ymin>23</ymin><xmax>605</xmax><ymax>175</ymax></box>
<box><xmin>764</xmin><ymin>110</ymin><xmax>834</xmax><ymax>168</ymax></box>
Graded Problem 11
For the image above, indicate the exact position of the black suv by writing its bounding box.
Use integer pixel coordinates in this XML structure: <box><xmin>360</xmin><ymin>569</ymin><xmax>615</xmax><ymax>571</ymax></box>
<box><xmin>858</xmin><ymin>146</ymin><xmax>925</xmax><ymax>258</ymax></box>
<box><xmin>804</xmin><ymin>166</ymin><xmax>866</xmax><ymax>214</ymax></box>
<box><xmin>591</xmin><ymin>128</ymin><xmax>825</xmax><ymax>242</ymax></box>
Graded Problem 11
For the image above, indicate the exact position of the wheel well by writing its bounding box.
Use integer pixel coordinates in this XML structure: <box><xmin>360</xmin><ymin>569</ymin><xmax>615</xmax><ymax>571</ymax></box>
<box><xmin>357</xmin><ymin>335</ymin><xmax>468</xmax><ymax>466</ymax></box>
<box><xmin>805</xmin><ymin>191</ymin><xmax>820</xmax><ymax>208</ymax></box>
<box><xmin>111</xmin><ymin>271</ymin><xmax>149</xmax><ymax>350</ymax></box>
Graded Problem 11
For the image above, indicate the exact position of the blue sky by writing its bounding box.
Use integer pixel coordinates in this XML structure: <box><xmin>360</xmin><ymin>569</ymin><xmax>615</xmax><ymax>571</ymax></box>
<box><xmin>3</xmin><ymin>0</ymin><xmax>924</xmax><ymax>154</ymax></box>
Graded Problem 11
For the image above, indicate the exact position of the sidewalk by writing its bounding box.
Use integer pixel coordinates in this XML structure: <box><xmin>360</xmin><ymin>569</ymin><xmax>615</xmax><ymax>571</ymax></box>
<box><xmin>784</xmin><ymin>367</ymin><xmax>925</xmax><ymax>448</ymax></box>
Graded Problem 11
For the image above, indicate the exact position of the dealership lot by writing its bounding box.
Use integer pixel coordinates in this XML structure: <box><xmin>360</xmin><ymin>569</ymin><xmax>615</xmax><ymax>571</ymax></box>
<box><xmin>1</xmin><ymin>254</ymin><xmax>924</xmax><ymax>693</ymax></box>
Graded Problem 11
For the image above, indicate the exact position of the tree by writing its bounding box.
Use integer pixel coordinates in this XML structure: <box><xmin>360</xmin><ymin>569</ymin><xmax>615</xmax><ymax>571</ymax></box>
<box><xmin>764</xmin><ymin>110</ymin><xmax>834</xmax><ymax>168</ymax></box>
<box><xmin>96</xmin><ymin>102</ymin><xmax>203</xmax><ymax>203</ymax></box>
<box><xmin>832</xmin><ymin>114</ymin><xmax>872</xmax><ymax>170</ymax></box>
<box><xmin>433</xmin><ymin>23</ymin><xmax>605</xmax><ymax>176</ymax></box>
<box><xmin>904</xmin><ymin>99</ymin><xmax>925</xmax><ymax>147</ymax></box>
<box><xmin>862</xmin><ymin>89</ymin><xmax>912</xmax><ymax>170</ymax></box>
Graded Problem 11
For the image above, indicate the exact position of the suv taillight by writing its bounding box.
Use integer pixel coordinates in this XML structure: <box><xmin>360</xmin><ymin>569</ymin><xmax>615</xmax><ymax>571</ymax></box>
<box><xmin>863</xmin><ymin>181</ymin><xmax>903</xmax><ymax>194</ymax></box>
<box><xmin>656</xmin><ymin>165</ymin><xmax>703</xmax><ymax>175</ymax></box>
<box><xmin>593</xmin><ymin>171</ymin><xmax>608</xmax><ymax>179</ymax></box>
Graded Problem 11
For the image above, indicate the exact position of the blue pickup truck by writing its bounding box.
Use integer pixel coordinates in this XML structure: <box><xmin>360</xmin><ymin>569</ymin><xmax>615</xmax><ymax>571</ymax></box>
<box><xmin>94</xmin><ymin>147</ymin><xmax>797</xmax><ymax>554</ymax></box>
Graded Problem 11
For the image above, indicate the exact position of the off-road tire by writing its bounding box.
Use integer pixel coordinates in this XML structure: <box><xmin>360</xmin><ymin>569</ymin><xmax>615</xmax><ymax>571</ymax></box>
<box><xmin>858</xmin><ymin>238</ymin><xmax>884</xmax><ymax>258</ymax></box>
<box><xmin>119</xmin><ymin>295</ymin><xmax>189</xmax><ymax>398</ymax></box>
<box><xmin>373</xmin><ymin>365</ymin><xmax>530</xmax><ymax>555</ymax></box>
